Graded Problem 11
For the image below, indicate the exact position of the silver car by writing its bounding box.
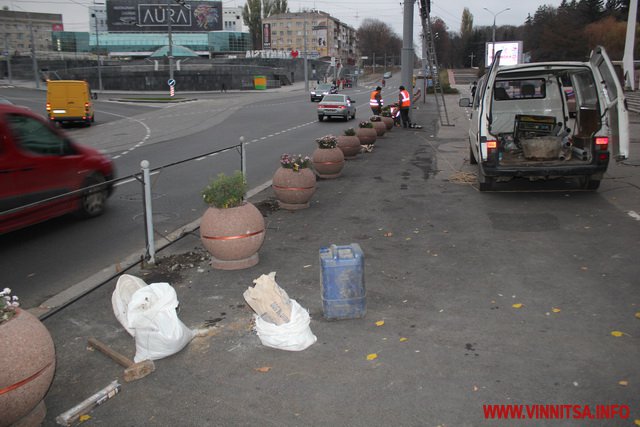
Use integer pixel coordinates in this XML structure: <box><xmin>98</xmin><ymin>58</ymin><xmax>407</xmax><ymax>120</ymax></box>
<box><xmin>317</xmin><ymin>94</ymin><xmax>356</xmax><ymax>122</ymax></box>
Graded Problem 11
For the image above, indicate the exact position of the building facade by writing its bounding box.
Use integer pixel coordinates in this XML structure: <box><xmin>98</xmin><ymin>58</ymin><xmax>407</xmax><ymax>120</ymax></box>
<box><xmin>262</xmin><ymin>11</ymin><xmax>357</xmax><ymax>64</ymax></box>
<box><xmin>223</xmin><ymin>7</ymin><xmax>244</xmax><ymax>32</ymax></box>
<box><xmin>0</xmin><ymin>10</ymin><xmax>63</xmax><ymax>56</ymax></box>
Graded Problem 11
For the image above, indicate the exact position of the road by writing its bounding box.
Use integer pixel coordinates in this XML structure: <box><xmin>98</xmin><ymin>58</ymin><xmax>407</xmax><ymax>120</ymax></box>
<box><xmin>0</xmin><ymin>82</ymin><xmax>390</xmax><ymax>309</ymax></box>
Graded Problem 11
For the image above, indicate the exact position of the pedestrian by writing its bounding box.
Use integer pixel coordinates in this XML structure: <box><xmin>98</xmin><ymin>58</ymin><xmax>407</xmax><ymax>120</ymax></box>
<box><xmin>370</xmin><ymin>86</ymin><xmax>383</xmax><ymax>115</ymax></box>
<box><xmin>471</xmin><ymin>81</ymin><xmax>477</xmax><ymax>100</ymax></box>
<box><xmin>381</xmin><ymin>78</ymin><xmax>386</xmax><ymax>88</ymax></box>
<box><xmin>398</xmin><ymin>85</ymin><xmax>411</xmax><ymax>128</ymax></box>
<box><xmin>221</xmin><ymin>82</ymin><xmax>227</xmax><ymax>93</ymax></box>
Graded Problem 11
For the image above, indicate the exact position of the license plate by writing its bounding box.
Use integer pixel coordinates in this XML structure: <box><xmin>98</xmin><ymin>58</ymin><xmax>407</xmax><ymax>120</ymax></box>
<box><xmin>53</xmin><ymin>109</ymin><xmax>66</xmax><ymax>114</ymax></box>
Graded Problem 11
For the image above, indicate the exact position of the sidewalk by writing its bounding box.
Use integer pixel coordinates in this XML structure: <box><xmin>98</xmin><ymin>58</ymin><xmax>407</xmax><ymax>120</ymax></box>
<box><xmin>39</xmin><ymin>91</ymin><xmax>640</xmax><ymax>426</ymax></box>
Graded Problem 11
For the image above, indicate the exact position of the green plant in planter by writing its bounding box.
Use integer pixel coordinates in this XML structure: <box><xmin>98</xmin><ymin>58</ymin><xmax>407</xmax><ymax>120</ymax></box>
<box><xmin>344</xmin><ymin>128</ymin><xmax>356</xmax><ymax>136</ymax></box>
<box><xmin>380</xmin><ymin>106</ymin><xmax>392</xmax><ymax>117</ymax></box>
<box><xmin>359</xmin><ymin>121</ymin><xmax>373</xmax><ymax>129</ymax></box>
<box><xmin>280</xmin><ymin>153</ymin><xmax>311</xmax><ymax>172</ymax></box>
<box><xmin>315</xmin><ymin>134</ymin><xmax>338</xmax><ymax>149</ymax></box>
<box><xmin>369</xmin><ymin>115</ymin><xmax>382</xmax><ymax>122</ymax></box>
<box><xmin>202</xmin><ymin>171</ymin><xmax>246</xmax><ymax>209</ymax></box>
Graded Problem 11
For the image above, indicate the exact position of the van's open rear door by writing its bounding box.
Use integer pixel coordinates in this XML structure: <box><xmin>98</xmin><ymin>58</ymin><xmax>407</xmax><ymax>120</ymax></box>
<box><xmin>590</xmin><ymin>46</ymin><xmax>630</xmax><ymax>160</ymax></box>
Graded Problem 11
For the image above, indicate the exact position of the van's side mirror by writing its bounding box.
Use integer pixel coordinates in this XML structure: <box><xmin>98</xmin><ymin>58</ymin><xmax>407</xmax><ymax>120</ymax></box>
<box><xmin>459</xmin><ymin>98</ymin><xmax>472</xmax><ymax>107</ymax></box>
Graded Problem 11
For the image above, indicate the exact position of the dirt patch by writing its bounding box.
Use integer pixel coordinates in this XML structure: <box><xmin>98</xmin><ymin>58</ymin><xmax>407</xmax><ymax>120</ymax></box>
<box><xmin>254</xmin><ymin>197</ymin><xmax>279</xmax><ymax>217</ymax></box>
<box><xmin>139</xmin><ymin>247</ymin><xmax>209</xmax><ymax>284</ymax></box>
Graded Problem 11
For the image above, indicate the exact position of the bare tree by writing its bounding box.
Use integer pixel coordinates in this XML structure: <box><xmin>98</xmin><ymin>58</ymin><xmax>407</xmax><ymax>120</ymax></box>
<box><xmin>242</xmin><ymin>0</ymin><xmax>289</xmax><ymax>50</ymax></box>
<box><xmin>356</xmin><ymin>19</ymin><xmax>402</xmax><ymax>66</ymax></box>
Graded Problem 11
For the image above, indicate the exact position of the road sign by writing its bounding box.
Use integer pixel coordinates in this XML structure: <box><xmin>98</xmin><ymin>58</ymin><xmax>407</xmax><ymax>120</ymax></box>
<box><xmin>168</xmin><ymin>79</ymin><xmax>176</xmax><ymax>87</ymax></box>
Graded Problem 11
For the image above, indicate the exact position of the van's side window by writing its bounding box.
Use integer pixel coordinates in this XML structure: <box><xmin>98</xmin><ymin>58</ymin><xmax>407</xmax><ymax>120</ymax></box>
<box><xmin>6</xmin><ymin>114</ymin><xmax>72</xmax><ymax>156</ymax></box>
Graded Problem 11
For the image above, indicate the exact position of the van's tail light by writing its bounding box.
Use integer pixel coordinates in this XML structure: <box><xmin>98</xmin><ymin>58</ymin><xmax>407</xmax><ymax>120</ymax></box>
<box><xmin>487</xmin><ymin>140</ymin><xmax>498</xmax><ymax>150</ymax></box>
<box><xmin>46</xmin><ymin>103</ymin><xmax>51</xmax><ymax>112</ymax></box>
<box><xmin>485</xmin><ymin>139</ymin><xmax>500</xmax><ymax>165</ymax></box>
<box><xmin>84</xmin><ymin>102</ymin><xmax>90</xmax><ymax>112</ymax></box>
<box><xmin>595</xmin><ymin>136</ymin><xmax>608</xmax><ymax>149</ymax></box>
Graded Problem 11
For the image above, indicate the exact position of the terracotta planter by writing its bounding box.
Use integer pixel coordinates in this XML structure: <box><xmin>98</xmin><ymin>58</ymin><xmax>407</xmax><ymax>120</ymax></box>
<box><xmin>371</xmin><ymin>120</ymin><xmax>386</xmax><ymax>136</ymax></box>
<box><xmin>381</xmin><ymin>116</ymin><xmax>394</xmax><ymax>130</ymax></box>
<box><xmin>355</xmin><ymin>127</ymin><xmax>377</xmax><ymax>145</ymax></box>
<box><xmin>312</xmin><ymin>147</ymin><xmax>345</xmax><ymax>179</ymax></box>
<box><xmin>200</xmin><ymin>202</ymin><xmax>266</xmax><ymax>270</ymax></box>
<box><xmin>0</xmin><ymin>309</ymin><xmax>56</xmax><ymax>427</ymax></box>
<box><xmin>272</xmin><ymin>167</ymin><xmax>316</xmax><ymax>210</ymax></box>
<box><xmin>337</xmin><ymin>135</ymin><xmax>361</xmax><ymax>159</ymax></box>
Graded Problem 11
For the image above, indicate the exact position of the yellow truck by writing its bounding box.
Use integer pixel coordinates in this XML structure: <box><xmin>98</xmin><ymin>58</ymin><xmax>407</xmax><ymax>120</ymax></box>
<box><xmin>46</xmin><ymin>80</ymin><xmax>96</xmax><ymax>126</ymax></box>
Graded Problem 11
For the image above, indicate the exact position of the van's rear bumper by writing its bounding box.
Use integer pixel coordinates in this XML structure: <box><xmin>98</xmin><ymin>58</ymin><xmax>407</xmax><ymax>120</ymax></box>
<box><xmin>482</xmin><ymin>163</ymin><xmax>608</xmax><ymax>178</ymax></box>
<box><xmin>49</xmin><ymin>115</ymin><xmax>88</xmax><ymax>122</ymax></box>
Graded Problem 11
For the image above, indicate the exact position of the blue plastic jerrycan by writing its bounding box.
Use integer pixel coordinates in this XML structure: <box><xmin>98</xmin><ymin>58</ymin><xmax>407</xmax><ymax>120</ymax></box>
<box><xmin>319</xmin><ymin>243</ymin><xmax>366</xmax><ymax>320</ymax></box>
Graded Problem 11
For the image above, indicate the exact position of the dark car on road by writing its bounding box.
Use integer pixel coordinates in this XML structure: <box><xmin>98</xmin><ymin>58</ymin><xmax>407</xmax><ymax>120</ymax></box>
<box><xmin>0</xmin><ymin>105</ymin><xmax>115</xmax><ymax>234</ymax></box>
<box><xmin>310</xmin><ymin>83</ymin><xmax>337</xmax><ymax>102</ymax></box>
<box><xmin>317</xmin><ymin>94</ymin><xmax>356</xmax><ymax>121</ymax></box>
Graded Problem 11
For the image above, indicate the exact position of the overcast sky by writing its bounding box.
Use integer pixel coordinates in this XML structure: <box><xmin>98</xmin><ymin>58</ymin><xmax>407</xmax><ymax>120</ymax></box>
<box><xmin>0</xmin><ymin>0</ymin><xmax>565</xmax><ymax>35</ymax></box>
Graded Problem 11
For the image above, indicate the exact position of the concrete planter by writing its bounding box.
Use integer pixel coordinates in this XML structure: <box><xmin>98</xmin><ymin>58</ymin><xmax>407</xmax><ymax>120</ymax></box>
<box><xmin>0</xmin><ymin>309</ymin><xmax>56</xmax><ymax>427</ymax></box>
<box><xmin>337</xmin><ymin>135</ymin><xmax>361</xmax><ymax>159</ymax></box>
<box><xmin>312</xmin><ymin>147</ymin><xmax>345</xmax><ymax>179</ymax></box>
<box><xmin>381</xmin><ymin>116</ymin><xmax>394</xmax><ymax>130</ymax></box>
<box><xmin>200</xmin><ymin>202</ymin><xmax>266</xmax><ymax>270</ymax></box>
<box><xmin>355</xmin><ymin>127</ymin><xmax>377</xmax><ymax>145</ymax></box>
<box><xmin>272</xmin><ymin>167</ymin><xmax>316</xmax><ymax>210</ymax></box>
<box><xmin>371</xmin><ymin>120</ymin><xmax>386</xmax><ymax>136</ymax></box>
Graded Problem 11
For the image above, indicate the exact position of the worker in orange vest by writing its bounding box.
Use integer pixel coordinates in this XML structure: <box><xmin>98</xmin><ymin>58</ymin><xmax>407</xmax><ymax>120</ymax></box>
<box><xmin>398</xmin><ymin>85</ymin><xmax>411</xmax><ymax>128</ymax></box>
<box><xmin>369</xmin><ymin>86</ymin><xmax>383</xmax><ymax>115</ymax></box>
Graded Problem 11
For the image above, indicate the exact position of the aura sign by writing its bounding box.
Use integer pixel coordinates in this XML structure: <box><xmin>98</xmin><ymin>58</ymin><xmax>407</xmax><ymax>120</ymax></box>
<box><xmin>106</xmin><ymin>0</ymin><xmax>222</xmax><ymax>32</ymax></box>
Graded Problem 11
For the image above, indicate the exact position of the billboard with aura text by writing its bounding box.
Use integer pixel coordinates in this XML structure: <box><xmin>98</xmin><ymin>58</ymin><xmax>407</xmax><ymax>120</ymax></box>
<box><xmin>106</xmin><ymin>0</ymin><xmax>222</xmax><ymax>32</ymax></box>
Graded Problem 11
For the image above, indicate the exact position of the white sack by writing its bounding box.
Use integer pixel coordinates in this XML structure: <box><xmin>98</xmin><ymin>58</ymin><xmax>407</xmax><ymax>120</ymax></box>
<box><xmin>127</xmin><ymin>282</ymin><xmax>195</xmax><ymax>362</ymax></box>
<box><xmin>112</xmin><ymin>274</ymin><xmax>147</xmax><ymax>336</ymax></box>
<box><xmin>254</xmin><ymin>299</ymin><xmax>317</xmax><ymax>351</ymax></box>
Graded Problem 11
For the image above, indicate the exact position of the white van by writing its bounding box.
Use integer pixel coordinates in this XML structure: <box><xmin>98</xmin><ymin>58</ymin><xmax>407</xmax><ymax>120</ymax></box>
<box><xmin>459</xmin><ymin>46</ymin><xmax>629</xmax><ymax>191</ymax></box>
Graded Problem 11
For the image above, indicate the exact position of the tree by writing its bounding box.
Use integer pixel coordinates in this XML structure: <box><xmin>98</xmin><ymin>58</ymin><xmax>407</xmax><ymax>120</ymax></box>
<box><xmin>356</xmin><ymin>19</ymin><xmax>402</xmax><ymax>66</ymax></box>
<box><xmin>242</xmin><ymin>0</ymin><xmax>262</xmax><ymax>49</ymax></box>
<box><xmin>242</xmin><ymin>0</ymin><xmax>289</xmax><ymax>50</ymax></box>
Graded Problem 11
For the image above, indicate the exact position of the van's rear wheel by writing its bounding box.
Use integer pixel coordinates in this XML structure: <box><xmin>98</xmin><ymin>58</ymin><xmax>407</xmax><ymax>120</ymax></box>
<box><xmin>77</xmin><ymin>173</ymin><xmax>108</xmax><ymax>218</ymax></box>
<box><xmin>477</xmin><ymin>165</ymin><xmax>494</xmax><ymax>191</ymax></box>
<box><xmin>580</xmin><ymin>175</ymin><xmax>601</xmax><ymax>190</ymax></box>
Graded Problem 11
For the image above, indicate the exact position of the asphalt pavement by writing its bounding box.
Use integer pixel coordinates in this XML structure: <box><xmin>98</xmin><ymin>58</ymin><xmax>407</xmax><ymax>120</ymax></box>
<box><xmin>25</xmin><ymin>83</ymin><xmax>640</xmax><ymax>426</ymax></box>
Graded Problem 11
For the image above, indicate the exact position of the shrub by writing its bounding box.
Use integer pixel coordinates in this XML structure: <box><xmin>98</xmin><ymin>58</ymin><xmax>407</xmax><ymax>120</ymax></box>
<box><xmin>280</xmin><ymin>154</ymin><xmax>311</xmax><ymax>171</ymax></box>
<box><xmin>344</xmin><ymin>128</ymin><xmax>356</xmax><ymax>136</ymax></box>
<box><xmin>359</xmin><ymin>121</ymin><xmax>373</xmax><ymax>129</ymax></box>
<box><xmin>202</xmin><ymin>171</ymin><xmax>246</xmax><ymax>209</ymax></box>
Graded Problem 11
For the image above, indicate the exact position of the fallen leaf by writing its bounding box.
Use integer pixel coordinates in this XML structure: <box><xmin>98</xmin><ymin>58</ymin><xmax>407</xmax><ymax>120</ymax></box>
<box><xmin>375</xmin><ymin>320</ymin><xmax>385</xmax><ymax>326</ymax></box>
<box><xmin>635</xmin><ymin>312</ymin><xmax>640</xmax><ymax>319</ymax></box>
<box><xmin>618</xmin><ymin>380</ymin><xmax>628</xmax><ymax>386</ymax></box>
<box><xmin>611</xmin><ymin>330</ymin><xmax>626</xmax><ymax>337</ymax></box>
<box><xmin>255</xmin><ymin>366</ymin><xmax>272</xmax><ymax>373</ymax></box>
<box><xmin>303</xmin><ymin>265</ymin><xmax>312</xmax><ymax>268</ymax></box>
<box><xmin>405</xmin><ymin>237</ymin><xmax>412</xmax><ymax>241</ymax></box>
<box><xmin>634</xmin><ymin>419</ymin><xmax>640</xmax><ymax>426</ymax></box>
<box><xmin>552</xmin><ymin>308</ymin><xmax>561</xmax><ymax>313</ymax></box>
<box><xmin>580</xmin><ymin>266</ymin><xmax>588</xmax><ymax>271</ymax></box>
<box><xmin>367</xmin><ymin>353</ymin><xmax>378</xmax><ymax>361</ymax></box>
<box><xmin>79</xmin><ymin>415</ymin><xmax>91</xmax><ymax>422</ymax></box>
<box><xmin>473</xmin><ymin>385</ymin><xmax>478</xmax><ymax>391</ymax></box>
<box><xmin>399</xmin><ymin>337</ymin><xmax>408</xmax><ymax>342</ymax></box>
<box><xmin>512</xmin><ymin>303</ymin><xmax>523</xmax><ymax>309</ymax></box>
<box><xmin>384</xmin><ymin>232</ymin><xmax>393</xmax><ymax>237</ymax></box>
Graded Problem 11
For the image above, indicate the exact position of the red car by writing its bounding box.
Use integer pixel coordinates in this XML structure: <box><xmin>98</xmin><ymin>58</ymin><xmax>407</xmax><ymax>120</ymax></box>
<box><xmin>0</xmin><ymin>105</ymin><xmax>115</xmax><ymax>234</ymax></box>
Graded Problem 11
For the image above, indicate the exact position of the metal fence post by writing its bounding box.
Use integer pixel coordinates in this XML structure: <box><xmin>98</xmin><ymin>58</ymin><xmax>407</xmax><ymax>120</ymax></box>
<box><xmin>239</xmin><ymin>136</ymin><xmax>246</xmax><ymax>201</ymax></box>
<box><xmin>141</xmin><ymin>160</ymin><xmax>156</xmax><ymax>264</ymax></box>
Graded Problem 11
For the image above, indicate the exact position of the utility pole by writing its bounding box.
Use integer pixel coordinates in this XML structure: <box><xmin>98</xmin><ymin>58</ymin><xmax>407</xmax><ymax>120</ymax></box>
<box><xmin>92</xmin><ymin>13</ymin><xmax>103</xmax><ymax>91</ymax></box>
<box><xmin>401</xmin><ymin>0</ymin><xmax>414</xmax><ymax>121</ymax></box>
<box><xmin>622</xmin><ymin>0</ymin><xmax>638</xmax><ymax>90</ymax></box>
<box><xmin>29</xmin><ymin>18</ymin><xmax>39</xmax><ymax>89</ymax></box>
<box><xmin>303</xmin><ymin>15</ymin><xmax>309</xmax><ymax>91</ymax></box>
<box><xmin>4</xmin><ymin>35</ymin><xmax>12</xmax><ymax>84</ymax></box>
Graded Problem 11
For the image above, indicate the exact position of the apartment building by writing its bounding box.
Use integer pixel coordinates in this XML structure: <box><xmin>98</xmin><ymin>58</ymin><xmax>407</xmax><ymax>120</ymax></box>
<box><xmin>0</xmin><ymin>10</ymin><xmax>63</xmax><ymax>55</ymax></box>
<box><xmin>262</xmin><ymin>11</ymin><xmax>357</xmax><ymax>63</ymax></box>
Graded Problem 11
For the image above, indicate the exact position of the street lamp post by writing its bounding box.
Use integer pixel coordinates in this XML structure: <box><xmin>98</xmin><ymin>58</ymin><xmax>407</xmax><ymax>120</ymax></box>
<box><xmin>483</xmin><ymin>7</ymin><xmax>510</xmax><ymax>64</ymax></box>
<box><xmin>166</xmin><ymin>0</ymin><xmax>174</xmax><ymax>82</ymax></box>
<box><xmin>92</xmin><ymin>13</ymin><xmax>103</xmax><ymax>91</ymax></box>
